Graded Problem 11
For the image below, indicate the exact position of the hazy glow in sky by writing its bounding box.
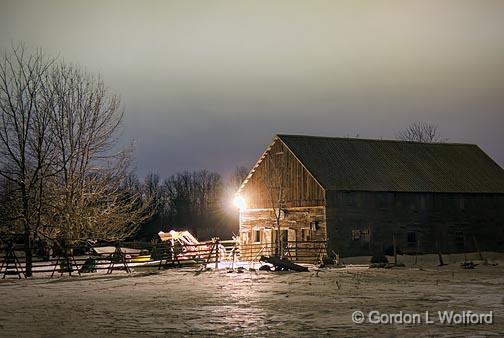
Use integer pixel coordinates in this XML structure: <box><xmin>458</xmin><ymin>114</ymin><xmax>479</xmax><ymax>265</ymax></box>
<box><xmin>1</xmin><ymin>0</ymin><xmax>503</xmax><ymax>177</ymax></box>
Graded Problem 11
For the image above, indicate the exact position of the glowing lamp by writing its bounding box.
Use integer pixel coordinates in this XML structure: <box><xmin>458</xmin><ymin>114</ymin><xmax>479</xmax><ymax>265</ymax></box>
<box><xmin>233</xmin><ymin>196</ymin><xmax>246</xmax><ymax>210</ymax></box>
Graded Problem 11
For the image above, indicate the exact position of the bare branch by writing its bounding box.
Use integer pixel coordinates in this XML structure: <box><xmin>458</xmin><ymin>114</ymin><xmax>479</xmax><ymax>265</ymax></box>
<box><xmin>396</xmin><ymin>121</ymin><xmax>446</xmax><ymax>143</ymax></box>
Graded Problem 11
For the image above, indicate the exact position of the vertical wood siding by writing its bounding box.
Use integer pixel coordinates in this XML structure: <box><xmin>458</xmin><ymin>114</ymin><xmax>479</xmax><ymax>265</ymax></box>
<box><xmin>239</xmin><ymin>138</ymin><xmax>325</xmax><ymax>209</ymax></box>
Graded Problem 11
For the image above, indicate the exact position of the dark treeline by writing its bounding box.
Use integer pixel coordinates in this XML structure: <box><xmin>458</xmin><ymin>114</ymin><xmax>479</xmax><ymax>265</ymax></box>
<box><xmin>129</xmin><ymin>166</ymin><xmax>249</xmax><ymax>241</ymax></box>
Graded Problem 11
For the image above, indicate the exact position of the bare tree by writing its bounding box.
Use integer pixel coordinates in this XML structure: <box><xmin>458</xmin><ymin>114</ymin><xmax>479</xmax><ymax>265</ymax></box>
<box><xmin>40</xmin><ymin>150</ymin><xmax>152</xmax><ymax>247</ymax></box>
<box><xmin>0</xmin><ymin>178</ymin><xmax>19</xmax><ymax>236</ymax></box>
<box><xmin>0</xmin><ymin>45</ymin><xmax>55</xmax><ymax>276</ymax></box>
<box><xmin>263</xmin><ymin>151</ymin><xmax>286</xmax><ymax>257</ymax></box>
<box><xmin>0</xmin><ymin>45</ymin><xmax>152</xmax><ymax>274</ymax></box>
<box><xmin>397</xmin><ymin>122</ymin><xmax>444</xmax><ymax>143</ymax></box>
<box><xmin>38</xmin><ymin>64</ymin><xmax>152</xmax><ymax>249</ymax></box>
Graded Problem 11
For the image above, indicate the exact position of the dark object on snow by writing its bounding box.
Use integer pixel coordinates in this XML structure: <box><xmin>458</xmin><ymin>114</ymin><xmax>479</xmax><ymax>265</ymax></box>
<box><xmin>259</xmin><ymin>256</ymin><xmax>309</xmax><ymax>272</ymax></box>
<box><xmin>384</xmin><ymin>246</ymin><xmax>402</xmax><ymax>256</ymax></box>
<box><xmin>320</xmin><ymin>254</ymin><xmax>345</xmax><ymax>269</ymax></box>
<box><xmin>79</xmin><ymin>258</ymin><xmax>97</xmax><ymax>273</ymax></box>
<box><xmin>258</xmin><ymin>265</ymin><xmax>271</xmax><ymax>271</ymax></box>
<box><xmin>370</xmin><ymin>262</ymin><xmax>405</xmax><ymax>269</ymax></box>
<box><xmin>461</xmin><ymin>261</ymin><xmax>478</xmax><ymax>269</ymax></box>
<box><xmin>322</xmin><ymin>255</ymin><xmax>335</xmax><ymax>265</ymax></box>
<box><xmin>370</xmin><ymin>255</ymin><xmax>388</xmax><ymax>264</ymax></box>
<box><xmin>370</xmin><ymin>263</ymin><xmax>387</xmax><ymax>268</ymax></box>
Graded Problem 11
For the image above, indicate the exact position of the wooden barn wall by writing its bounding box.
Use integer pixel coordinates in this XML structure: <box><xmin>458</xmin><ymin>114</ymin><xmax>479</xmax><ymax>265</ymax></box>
<box><xmin>239</xmin><ymin>139</ymin><xmax>325</xmax><ymax>209</ymax></box>
<box><xmin>239</xmin><ymin>206</ymin><xmax>326</xmax><ymax>261</ymax></box>
<box><xmin>325</xmin><ymin>191</ymin><xmax>504</xmax><ymax>257</ymax></box>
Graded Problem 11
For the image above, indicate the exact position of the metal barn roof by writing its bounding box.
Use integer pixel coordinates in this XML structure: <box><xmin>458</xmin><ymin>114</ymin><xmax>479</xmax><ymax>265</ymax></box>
<box><xmin>277</xmin><ymin>134</ymin><xmax>504</xmax><ymax>193</ymax></box>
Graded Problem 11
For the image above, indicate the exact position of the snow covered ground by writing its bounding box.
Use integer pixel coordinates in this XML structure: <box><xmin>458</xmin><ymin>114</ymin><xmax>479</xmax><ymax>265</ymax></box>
<box><xmin>0</xmin><ymin>252</ymin><xmax>503</xmax><ymax>337</ymax></box>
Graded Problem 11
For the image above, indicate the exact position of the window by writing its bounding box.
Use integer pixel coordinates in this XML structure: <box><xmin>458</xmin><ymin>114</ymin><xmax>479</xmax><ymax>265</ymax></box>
<box><xmin>352</xmin><ymin>228</ymin><xmax>370</xmax><ymax>241</ymax></box>
<box><xmin>240</xmin><ymin>231</ymin><xmax>249</xmax><ymax>244</ymax></box>
<box><xmin>253</xmin><ymin>229</ymin><xmax>261</xmax><ymax>243</ymax></box>
<box><xmin>301</xmin><ymin>228</ymin><xmax>311</xmax><ymax>241</ymax></box>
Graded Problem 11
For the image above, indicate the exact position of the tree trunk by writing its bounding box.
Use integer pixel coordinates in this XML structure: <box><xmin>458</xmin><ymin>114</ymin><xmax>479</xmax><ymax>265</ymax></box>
<box><xmin>276</xmin><ymin>217</ymin><xmax>280</xmax><ymax>257</ymax></box>
<box><xmin>22</xmin><ymin>184</ymin><xmax>33</xmax><ymax>277</ymax></box>
<box><xmin>23</xmin><ymin>231</ymin><xmax>33</xmax><ymax>277</ymax></box>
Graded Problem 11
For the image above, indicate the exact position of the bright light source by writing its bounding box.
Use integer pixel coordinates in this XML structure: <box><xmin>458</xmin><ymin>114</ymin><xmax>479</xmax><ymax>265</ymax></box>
<box><xmin>233</xmin><ymin>196</ymin><xmax>246</xmax><ymax>210</ymax></box>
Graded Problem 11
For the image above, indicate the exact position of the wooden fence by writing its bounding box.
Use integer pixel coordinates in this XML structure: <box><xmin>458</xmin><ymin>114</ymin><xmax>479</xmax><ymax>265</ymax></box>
<box><xmin>239</xmin><ymin>240</ymin><xmax>327</xmax><ymax>264</ymax></box>
<box><xmin>0</xmin><ymin>239</ymin><xmax>237</xmax><ymax>278</ymax></box>
<box><xmin>0</xmin><ymin>239</ymin><xmax>326</xmax><ymax>278</ymax></box>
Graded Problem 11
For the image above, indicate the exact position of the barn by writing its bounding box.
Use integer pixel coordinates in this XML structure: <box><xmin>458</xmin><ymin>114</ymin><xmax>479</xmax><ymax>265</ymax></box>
<box><xmin>236</xmin><ymin>134</ymin><xmax>504</xmax><ymax>261</ymax></box>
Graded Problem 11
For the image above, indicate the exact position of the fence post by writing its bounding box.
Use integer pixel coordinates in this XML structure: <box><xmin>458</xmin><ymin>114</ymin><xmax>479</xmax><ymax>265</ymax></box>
<box><xmin>215</xmin><ymin>239</ymin><xmax>219</xmax><ymax>269</ymax></box>
<box><xmin>393</xmin><ymin>234</ymin><xmax>397</xmax><ymax>265</ymax></box>
<box><xmin>436</xmin><ymin>240</ymin><xmax>445</xmax><ymax>266</ymax></box>
<box><xmin>295</xmin><ymin>239</ymin><xmax>298</xmax><ymax>262</ymax></box>
<box><xmin>472</xmin><ymin>235</ymin><xmax>484</xmax><ymax>261</ymax></box>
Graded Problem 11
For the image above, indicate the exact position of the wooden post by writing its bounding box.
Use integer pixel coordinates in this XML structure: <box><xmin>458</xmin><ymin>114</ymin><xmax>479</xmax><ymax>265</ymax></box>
<box><xmin>436</xmin><ymin>241</ymin><xmax>445</xmax><ymax>266</ymax></box>
<box><xmin>0</xmin><ymin>251</ymin><xmax>5</xmax><ymax>273</ymax></box>
<box><xmin>205</xmin><ymin>241</ymin><xmax>217</xmax><ymax>269</ymax></box>
<box><xmin>472</xmin><ymin>235</ymin><xmax>484</xmax><ymax>261</ymax></box>
<box><xmin>295</xmin><ymin>238</ymin><xmax>298</xmax><ymax>262</ymax></box>
<box><xmin>2</xmin><ymin>243</ymin><xmax>25</xmax><ymax>279</ymax></box>
<box><xmin>51</xmin><ymin>255</ymin><xmax>60</xmax><ymax>278</ymax></box>
<box><xmin>231</xmin><ymin>247</ymin><xmax>236</xmax><ymax>270</ymax></box>
<box><xmin>64</xmin><ymin>253</ymin><xmax>72</xmax><ymax>276</ymax></box>
<box><xmin>60</xmin><ymin>248</ymin><xmax>80</xmax><ymax>277</ymax></box>
<box><xmin>72</xmin><ymin>254</ymin><xmax>81</xmax><ymax>276</ymax></box>
<box><xmin>392</xmin><ymin>234</ymin><xmax>397</xmax><ymax>265</ymax></box>
<box><xmin>414</xmin><ymin>240</ymin><xmax>420</xmax><ymax>265</ymax></box>
<box><xmin>215</xmin><ymin>239</ymin><xmax>219</xmax><ymax>269</ymax></box>
<box><xmin>170</xmin><ymin>238</ymin><xmax>175</xmax><ymax>263</ymax></box>
<box><xmin>107</xmin><ymin>244</ymin><xmax>130</xmax><ymax>274</ymax></box>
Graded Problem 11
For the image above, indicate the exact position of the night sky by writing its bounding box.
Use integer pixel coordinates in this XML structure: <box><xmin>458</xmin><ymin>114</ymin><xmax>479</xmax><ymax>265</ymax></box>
<box><xmin>1</xmin><ymin>0</ymin><xmax>503</xmax><ymax>178</ymax></box>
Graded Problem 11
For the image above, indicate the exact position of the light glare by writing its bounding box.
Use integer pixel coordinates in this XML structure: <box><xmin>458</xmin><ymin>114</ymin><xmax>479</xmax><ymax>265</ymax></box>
<box><xmin>233</xmin><ymin>196</ymin><xmax>246</xmax><ymax>210</ymax></box>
